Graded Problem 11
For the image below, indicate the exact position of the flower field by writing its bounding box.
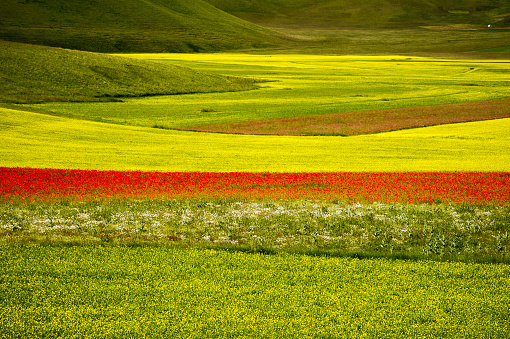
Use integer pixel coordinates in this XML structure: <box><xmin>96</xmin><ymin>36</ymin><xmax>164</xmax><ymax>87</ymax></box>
<box><xmin>1</xmin><ymin>244</ymin><xmax>509</xmax><ymax>338</ymax></box>
<box><xmin>2</xmin><ymin>25</ymin><xmax>510</xmax><ymax>339</ymax></box>
<box><xmin>2</xmin><ymin>167</ymin><xmax>509</xmax><ymax>263</ymax></box>
<box><xmin>1</xmin><ymin>167</ymin><xmax>509</xmax><ymax>204</ymax></box>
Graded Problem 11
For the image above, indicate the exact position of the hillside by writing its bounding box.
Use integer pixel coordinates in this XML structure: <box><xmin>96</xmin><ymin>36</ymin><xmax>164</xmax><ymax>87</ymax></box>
<box><xmin>0</xmin><ymin>0</ymin><xmax>286</xmax><ymax>53</ymax></box>
<box><xmin>204</xmin><ymin>0</ymin><xmax>510</xmax><ymax>29</ymax></box>
<box><xmin>1</xmin><ymin>0</ymin><xmax>508</xmax><ymax>54</ymax></box>
<box><xmin>0</xmin><ymin>42</ymin><xmax>258</xmax><ymax>103</ymax></box>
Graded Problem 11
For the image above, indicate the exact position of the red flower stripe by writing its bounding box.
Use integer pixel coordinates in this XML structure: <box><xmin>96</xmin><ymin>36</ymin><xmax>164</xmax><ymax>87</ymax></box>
<box><xmin>1</xmin><ymin>167</ymin><xmax>509</xmax><ymax>204</ymax></box>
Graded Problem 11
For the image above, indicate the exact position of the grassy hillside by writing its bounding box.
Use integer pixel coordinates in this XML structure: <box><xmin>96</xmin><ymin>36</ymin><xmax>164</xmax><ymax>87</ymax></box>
<box><xmin>29</xmin><ymin>54</ymin><xmax>510</xmax><ymax>131</ymax></box>
<box><xmin>0</xmin><ymin>42</ymin><xmax>258</xmax><ymax>103</ymax></box>
<box><xmin>201</xmin><ymin>0</ymin><xmax>510</xmax><ymax>55</ymax></box>
<box><xmin>204</xmin><ymin>0</ymin><xmax>510</xmax><ymax>29</ymax></box>
<box><xmin>0</xmin><ymin>0</ymin><xmax>286</xmax><ymax>52</ymax></box>
<box><xmin>1</xmin><ymin>0</ymin><xmax>508</xmax><ymax>54</ymax></box>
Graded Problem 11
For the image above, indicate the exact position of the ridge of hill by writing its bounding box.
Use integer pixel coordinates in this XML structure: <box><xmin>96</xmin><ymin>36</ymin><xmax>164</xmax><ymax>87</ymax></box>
<box><xmin>0</xmin><ymin>0</ymin><xmax>287</xmax><ymax>53</ymax></box>
<box><xmin>204</xmin><ymin>0</ymin><xmax>510</xmax><ymax>29</ymax></box>
<box><xmin>0</xmin><ymin>41</ymin><xmax>258</xmax><ymax>103</ymax></box>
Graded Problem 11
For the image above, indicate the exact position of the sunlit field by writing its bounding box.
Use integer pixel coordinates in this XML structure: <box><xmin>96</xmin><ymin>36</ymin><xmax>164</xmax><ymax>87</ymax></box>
<box><xmin>3</xmin><ymin>53</ymin><xmax>510</xmax><ymax>338</ymax></box>
<box><xmin>23</xmin><ymin>54</ymin><xmax>510</xmax><ymax>131</ymax></box>
<box><xmin>3</xmin><ymin>0</ymin><xmax>510</xmax><ymax>336</ymax></box>
<box><xmin>2</xmin><ymin>107</ymin><xmax>510</xmax><ymax>172</ymax></box>
<box><xmin>1</xmin><ymin>244</ymin><xmax>509</xmax><ymax>338</ymax></box>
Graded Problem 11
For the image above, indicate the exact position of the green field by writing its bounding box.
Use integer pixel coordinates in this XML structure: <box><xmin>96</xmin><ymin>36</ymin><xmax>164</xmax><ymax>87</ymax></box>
<box><xmin>2</xmin><ymin>1</ymin><xmax>510</xmax><ymax>337</ymax></box>
<box><xmin>2</xmin><ymin>106</ymin><xmax>510</xmax><ymax>172</ymax></box>
<box><xmin>21</xmin><ymin>53</ymin><xmax>510</xmax><ymax>129</ymax></box>
<box><xmin>2</xmin><ymin>0</ymin><xmax>509</xmax><ymax>55</ymax></box>
<box><xmin>0</xmin><ymin>0</ymin><xmax>285</xmax><ymax>53</ymax></box>
<box><xmin>203</xmin><ymin>0</ymin><xmax>510</xmax><ymax>29</ymax></box>
<box><xmin>0</xmin><ymin>42</ymin><xmax>258</xmax><ymax>103</ymax></box>
<box><xmin>1</xmin><ymin>244</ymin><xmax>509</xmax><ymax>338</ymax></box>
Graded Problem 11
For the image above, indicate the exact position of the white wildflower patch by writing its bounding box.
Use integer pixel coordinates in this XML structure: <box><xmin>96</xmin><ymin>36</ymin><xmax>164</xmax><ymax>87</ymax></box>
<box><xmin>0</xmin><ymin>200</ymin><xmax>508</xmax><ymax>259</ymax></box>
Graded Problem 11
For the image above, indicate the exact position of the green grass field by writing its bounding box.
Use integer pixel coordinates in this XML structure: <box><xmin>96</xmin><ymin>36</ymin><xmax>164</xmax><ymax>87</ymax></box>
<box><xmin>0</xmin><ymin>42</ymin><xmax>258</xmax><ymax>103</ymax></box>
<box><xmin>204</xmin><ymin>0</ymin><xmax>510</xmax><ymax>29</ymax></box>
<box><xmin>21</xmin><ymin>54</ymin><xmax>510</xmax><ymax>132</ymax></box>
<box><xmin>0</xmin><ymin>0</ymin><xmax>285</xmax><ymax>53</ymax></box>
<box><xmin>1</xmin><ymin>244</ymin><xmax>509</xmax><ymax>338</ymax></box>
<box><xmin>2</xmin><ymin>0</ymin><xmax>509</xmax><ymax>55</ymax></box>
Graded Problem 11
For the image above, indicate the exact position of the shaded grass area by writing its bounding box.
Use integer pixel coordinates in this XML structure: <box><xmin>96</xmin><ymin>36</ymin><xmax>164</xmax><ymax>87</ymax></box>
<box><xmin>2</xmin><ymin>199</ymin><xmax>509</xmax><ymax>263</ymax></box>
<box><xmin>0</xmin><ymin>42</ymin><xmax>258</xmax><ymax>104</ymax></box>
<box><xmin>2</xmin><ymin>0</ymin><xmax>509</xmax><ymax>56</ymax></box>
<box><xmin>203</xmin><ymin>0</ymin><xmax>510</xmax><ymax>56</ymax></box>
<box><xmin>248</xmin><ymin>27</ymin><xmax>510</xmax><ymax>58</ymax></box>
<box><xmin>0</xmin><ymin>242</ymin><xmax>509</xmax><ymax>338</ymax></box>
<box><xmin>179</xmin><ymin>97</ymin><xmax>510</xmax><ymax>135</ymax></box>
<box><xmin>204</xmin><ymin>0</ymin><xmax>510</xmax><ymax>30</ymax></box>
<box><xmin>2</xmin><ymin>107</ymin><xmax>510</xmax><ymax>172</ymax></box>
<box><xmin>0</xmin><ymin>0</ymin><xmax>285</xmax><ymax>53</ymax></box>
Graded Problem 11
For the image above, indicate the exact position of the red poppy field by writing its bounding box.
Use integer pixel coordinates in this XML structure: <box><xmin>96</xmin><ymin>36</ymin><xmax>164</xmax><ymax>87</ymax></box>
<box><xmin>1</xmin><ymin>167</ymin><xmax>509</xmax><ymax>204</ymax></box>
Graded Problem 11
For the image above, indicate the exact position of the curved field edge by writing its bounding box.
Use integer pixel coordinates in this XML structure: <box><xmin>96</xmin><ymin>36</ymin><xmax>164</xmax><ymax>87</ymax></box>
<box><xmin>0</xmin><ymin>42</ymin><xmax>259</xmax><ymax>104</ymax></box>
<box><xmin>2</xmin><ymin>107</ymin><xmax>510</xmax><ymax>172</ymax></box>
<box><xmin>1</xmin><ymin>245</ymin><xmax>509</xmax><ymax>338</ymax></box>
<box><xmin>52</xmin><ymin>53</ymin><xmax>510</xmax><ymax>133</ymax></box>
<box><xmin>178</xmin><ymin>97</ymin><xmax>510</xmax><ymax>136</ymax></box>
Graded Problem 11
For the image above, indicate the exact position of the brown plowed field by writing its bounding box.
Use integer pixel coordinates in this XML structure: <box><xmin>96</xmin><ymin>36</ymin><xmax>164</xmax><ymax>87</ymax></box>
<box><xmin>178</xmin><ymin>97</ymin><xmax>510</xmax><ymax>136</ymax></box>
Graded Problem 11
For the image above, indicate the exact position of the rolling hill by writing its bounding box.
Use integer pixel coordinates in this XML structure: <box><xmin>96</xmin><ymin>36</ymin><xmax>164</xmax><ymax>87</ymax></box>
<box><xmin>0</xmin><ymin>0</ymin><xmax>287</xmax><ymax>52</ymax></box>
<box><xmin>1</xmin><ymin>0</ymin><xmax>508</xmax><ymax>54</ymax></box>
<box><xmin>203</xmin><ymin>0</ymin><xmax>510</xmax><ymax>29</ymax></box>
<box><xmin>0</xmin><ymin>41</ymin><xmax>258</xmax><ymax>103</ymax></box>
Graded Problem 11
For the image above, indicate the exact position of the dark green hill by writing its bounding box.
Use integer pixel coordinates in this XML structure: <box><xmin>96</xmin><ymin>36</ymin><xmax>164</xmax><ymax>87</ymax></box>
<box><xmin>204</xmin><ymin>0</ymin><xmax>510</xmax><ymax>29</ymax></box>
<box><xmin>0</xmin><ymin>41</ymin><xmax>259</xmax><ymax>103</ymax></box>
<box><xmin>0</xmin><ymin>0</ymin><xmax>287</xmax><ymax>52</ymax></box>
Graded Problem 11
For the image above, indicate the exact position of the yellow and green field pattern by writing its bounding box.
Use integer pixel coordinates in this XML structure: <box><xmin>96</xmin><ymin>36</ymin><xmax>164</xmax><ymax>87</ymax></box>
<box><xmin>2</xmin><ymin>53</ymin><xmax>510</xmax><ymax>338</ymax></box>
<box><xmin>1</xmin><ymin>245</ymin><xmax>509</xmax><ymax>338</ymax></box>
<box><xmin>2</xmin><ymin>106</ymin><xmax>510</xmax><ymax>172</ymax></box>
<box><xmin>5</xmin><ymin>54</ymin><xmax>510</xmax><ymax>172</ymax></box>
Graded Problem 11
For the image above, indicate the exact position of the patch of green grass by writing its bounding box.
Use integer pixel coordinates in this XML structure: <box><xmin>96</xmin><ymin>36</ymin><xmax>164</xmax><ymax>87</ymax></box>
<box><xmin>1</xmin><ymin>107</ymin><xmax>510</xmax><ymax>172</ymax></box>
<box><xmin>0</xmin><ymin>0</ymin><xmax>285</xmax><ymax>53</ymax></box>
<box><xmin>26</xmin><ymin>54</ymin><xmax>510</xmax><ymax>129</ymax></box>
<box><xmin>1</xmin><ymin>243</ymin><xmax>509</xmax><ymax>338</ymax></box>
<box><xmin>0</xmin><ymin>42</ymin><xmax>258</xmax><ymax>104</ymax></box>
<box><xmin>204</xmin><ymin>0</ymin><xmax>510</xmax><ymax>29</ymax></box>
<box><xmin>468</xmin><ymin>45</ymin><xmax>510</xmax><ymax>53</ymax></box>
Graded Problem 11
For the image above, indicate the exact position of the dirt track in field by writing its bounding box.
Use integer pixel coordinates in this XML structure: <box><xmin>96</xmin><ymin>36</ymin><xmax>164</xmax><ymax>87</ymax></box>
<box><xmin>178</xmin><ymin>97</ymin><xmax>510</xmax><ymax>136</ymax></box>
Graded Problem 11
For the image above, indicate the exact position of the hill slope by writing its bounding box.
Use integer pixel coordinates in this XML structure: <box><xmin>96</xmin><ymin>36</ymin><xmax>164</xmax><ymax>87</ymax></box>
<box><xmin>0</xmin><ymin>42</ymin><xmax>258</xmax><ymax>103</ymax></box>
<box><xmin>0</xmin><ymin>0</ymin><xmax>286</xmax><ymax>52</ymax></box>
<box><xmin>204</xmin><ymin>0</ymin><xmax>510</xmax><ymax>29</ymax></box>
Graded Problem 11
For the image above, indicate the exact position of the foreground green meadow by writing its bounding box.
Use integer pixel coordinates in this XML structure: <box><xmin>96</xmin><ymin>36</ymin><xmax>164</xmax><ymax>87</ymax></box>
<box><xmin>1</xmin><ymin>244</ymin><xmax>509</xmax><ymax>338</ymax></box>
